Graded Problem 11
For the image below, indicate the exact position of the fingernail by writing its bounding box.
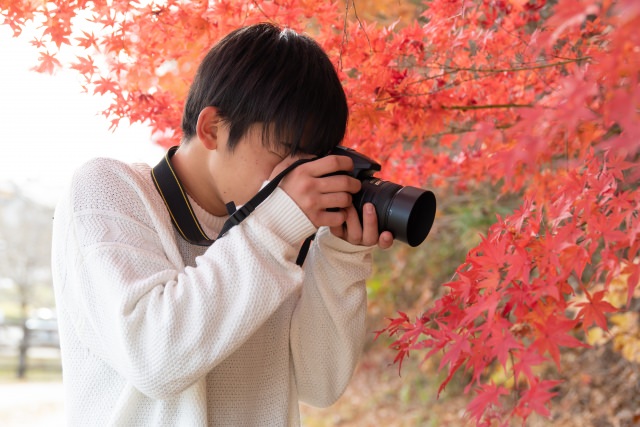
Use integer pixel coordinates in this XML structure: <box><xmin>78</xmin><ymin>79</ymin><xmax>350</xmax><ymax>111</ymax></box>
<box><xmin>365</xmin><ymin>204</ymin><xmax>373</xmax><ymax>214</ymax></box>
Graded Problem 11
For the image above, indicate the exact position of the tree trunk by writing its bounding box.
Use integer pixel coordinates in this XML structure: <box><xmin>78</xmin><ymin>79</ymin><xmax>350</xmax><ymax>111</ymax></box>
<box><xmin>17</xmin><ymin>303</ymin><xmax>29</xmax><ymax>378</ymax></box>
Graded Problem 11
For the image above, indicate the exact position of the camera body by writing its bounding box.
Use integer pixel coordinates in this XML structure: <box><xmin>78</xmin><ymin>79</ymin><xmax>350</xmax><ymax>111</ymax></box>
<box><xmin>329</xmin><ymin>146</ymin><xmax>436</xmax><ymax>247</ymax></box>
<box><xmin>330</xmin><ymin>145</ymin><xmax>383</xmax><ymax>179</ymax></box>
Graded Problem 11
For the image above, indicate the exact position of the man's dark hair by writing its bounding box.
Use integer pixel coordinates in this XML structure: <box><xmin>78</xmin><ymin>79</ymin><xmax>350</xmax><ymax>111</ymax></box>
<box><xmin>181</xmin><ymin>23</ymin><xmax>348</xmax><ymax>156</ymax></box>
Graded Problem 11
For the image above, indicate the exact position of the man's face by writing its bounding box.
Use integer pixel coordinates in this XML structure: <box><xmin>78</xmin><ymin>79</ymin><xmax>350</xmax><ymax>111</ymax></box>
<box><xmin>210</xmin><ymin>123</ymin><xmax>293</xmax><ymax>209</ymax></box>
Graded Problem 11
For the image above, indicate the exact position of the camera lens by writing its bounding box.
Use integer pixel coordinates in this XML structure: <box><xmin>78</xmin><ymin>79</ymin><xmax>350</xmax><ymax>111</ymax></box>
<box><xmin>353</xmin><ymin>179</ymin><xmax>436</xmax><ymax>247</ymax></box>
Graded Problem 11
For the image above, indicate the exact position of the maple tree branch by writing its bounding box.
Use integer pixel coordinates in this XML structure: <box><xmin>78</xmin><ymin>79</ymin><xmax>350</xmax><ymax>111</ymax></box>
<box><xmin>339</xmin><ymin>0</ymin><xmax>349</xmax><ymax>70</ymax></box>
<box><xmin>374</xmin><ymin>71</ymin><xmax>497</xmax><ymax>102</ymax></box>
<box><xmin>395</xmin><ymin>57</ymin><xmax>590</xmax><ymax>81</ymax></box>
<box><xmin>441</xmin><ymin>57</ymin><xmax>591</xmax><ymax>74</ymax></box>
<box><xmin>339</xmin><ymin>0</ymin><xmax>372</xmax><ymax>70</ymax></box>
<box><xmin>351</xmin><ymin>1</ymin><xmax>372</xmax><ymax>54</ymax></box>
<box><xmin>250</xmin><ymin>0</ymin><xmax>276</xmax><ymax>24</ymax></box>
<box><xmin>425</xmin><ymin>122</ymin><xmax>515</xmax><ymax>139</ymax></box>
<box><xmin>509</xmin><ymin>350</ymin><xmax>521</xmax><ymax>406</ymax></box>
<box><xmin>378</xmin><ymin>57</ymin><xmax>589</xmax><ymax>102</ymax></box>
<box><xmin>380</xmin><ymin>58</ymin><xmax>586</xmax><ymax>101</ymax></box>
<box><xmin>441</xmin><ymin>103</ymin><xmax>534</xmax><ymax>111</ymax></box>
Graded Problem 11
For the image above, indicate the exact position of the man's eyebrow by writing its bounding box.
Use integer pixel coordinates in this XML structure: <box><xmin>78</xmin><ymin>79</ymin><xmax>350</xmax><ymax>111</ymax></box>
<box><xmin>271</xmin><ymin>141</ymin><xmax>295</xmax><ymax>156</ymax></box>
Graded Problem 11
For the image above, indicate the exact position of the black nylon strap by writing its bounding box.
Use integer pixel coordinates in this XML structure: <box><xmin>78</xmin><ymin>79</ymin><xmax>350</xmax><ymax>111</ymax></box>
<box><xmin>217</xmin><ymin>157</ymin><xmax>316</xmax><ymax>238</ymax></box>
<box><xmin>151</xmin><ymin>146</ymin><xmax>317</xmax><ymax>264</ymax></box>
<box><xmin>151</xmin><ymin>146</ymin><xmax>213</xmax><ymax>246</ymax></box>
<box><xmin>295</xmin><ymin>234</ymin><xmax>315</xmax><ymax>266</ymax></box>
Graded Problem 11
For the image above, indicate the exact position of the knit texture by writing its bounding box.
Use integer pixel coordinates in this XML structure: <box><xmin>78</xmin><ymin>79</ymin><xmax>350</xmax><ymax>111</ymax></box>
<box><xmin>51</xmin><ymin>157</ymin><xmax>373</xmax><ymax>426</ymax></box>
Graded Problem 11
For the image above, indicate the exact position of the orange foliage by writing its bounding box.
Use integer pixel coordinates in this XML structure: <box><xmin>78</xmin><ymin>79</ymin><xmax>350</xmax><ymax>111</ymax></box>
<box><xmin>3</xmin><ymin>0</ymin><xmax>639</xmax><ymax>424</ymax></box>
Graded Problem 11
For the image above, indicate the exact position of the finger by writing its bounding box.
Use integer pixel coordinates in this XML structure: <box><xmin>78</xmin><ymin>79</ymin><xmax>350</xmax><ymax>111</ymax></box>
<box><xmin>318</xmin><ymin>192</ymin><xmax>353</xmax><ymax>211</ymax></box>
<box><xmin>295</xmin><ymin>193</ymin><xmax>352</xmax><ymax>218</ymax></box>
<box><xmin>316</xmin><ymin>174</ymin><xmax>361</xmax><ymax>195</ymax></box>
<box><xmin>342</xmin><ymin>205</ymin><xmax>363</xmax><ymax>244</ymax></box>
<box><xmin>303</xmin><ymin>155</ymin><xmax>355</xmax><ymax>178</ymax></box>
<box><xmin>361</xmin><ymin>203</ymin><xmax>380</xmax><ymax>246</ymax></box>
<box><xmin>329</xmin><ymin>222</ymin><xmax>345</xmax><ymax>239</ymax></box>
<box><xmin>313</xmin><ymin>209</ymin><xmax>348</xmax><ymax>229</ymax></box>
<box><xmin>378</xmin><ymin>231</ymin><xmax>394</xmax><ymax>249</ymax></box>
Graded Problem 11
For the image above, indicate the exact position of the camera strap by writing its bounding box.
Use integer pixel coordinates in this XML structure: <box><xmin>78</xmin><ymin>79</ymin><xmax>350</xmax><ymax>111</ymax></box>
<box><xmin>151</xmin><ymin>146</ymin><xmax>316</xmax><ymax>264</ymax></box>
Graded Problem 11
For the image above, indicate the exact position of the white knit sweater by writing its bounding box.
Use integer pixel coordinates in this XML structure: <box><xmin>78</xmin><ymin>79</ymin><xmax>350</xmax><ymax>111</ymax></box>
<box><xmin>51</xmin><ymin>157</ymin><xmax>372</xmax><ymax>426</ymax></box>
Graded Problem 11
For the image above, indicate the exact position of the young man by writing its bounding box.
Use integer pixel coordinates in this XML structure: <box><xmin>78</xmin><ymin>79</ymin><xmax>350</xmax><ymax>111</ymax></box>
<box><xmin>51</xmin><ymin>23</ymin><xmax>393</xmax><ymax>426</ymax></box>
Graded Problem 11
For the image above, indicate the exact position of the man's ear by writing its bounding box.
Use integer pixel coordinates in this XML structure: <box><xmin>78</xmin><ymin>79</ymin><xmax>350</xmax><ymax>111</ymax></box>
<box><xmin>196</xmin><ymin>106</ymin><xmax>221</xmax><ymax>150</ymax></box>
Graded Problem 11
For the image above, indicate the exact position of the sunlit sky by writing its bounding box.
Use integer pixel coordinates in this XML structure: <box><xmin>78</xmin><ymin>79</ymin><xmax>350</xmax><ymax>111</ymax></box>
<box><xmin>0</xmin><ymin>26</ymin><xmax>164</xmax><ymax>207</ymax></box>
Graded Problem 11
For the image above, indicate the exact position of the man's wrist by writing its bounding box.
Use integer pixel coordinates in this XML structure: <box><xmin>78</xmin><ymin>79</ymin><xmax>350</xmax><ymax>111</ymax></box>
<box><xmin>318</xmin><ymin>227</ymin><xmax>376</xmax><ymax>252</ymax></box>
<box><xmin>253</xmin><ymin>186</ymin><xmax>317</xmax><ymax>246</ymax></box>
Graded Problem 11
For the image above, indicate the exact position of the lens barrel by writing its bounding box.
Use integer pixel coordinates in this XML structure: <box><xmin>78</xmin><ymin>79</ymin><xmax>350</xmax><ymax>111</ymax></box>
<box><xmin>353</xmin><ymin>179</ymin><xmax>436</xmax><ymax>247</ymax></box>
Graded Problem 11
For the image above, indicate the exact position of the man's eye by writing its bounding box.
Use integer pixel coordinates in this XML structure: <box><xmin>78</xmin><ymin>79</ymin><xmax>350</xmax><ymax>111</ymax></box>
<box><xmin>268</xmin><ymin>150</ymin><xmax>284</xmax><ymax>160</ymax></box>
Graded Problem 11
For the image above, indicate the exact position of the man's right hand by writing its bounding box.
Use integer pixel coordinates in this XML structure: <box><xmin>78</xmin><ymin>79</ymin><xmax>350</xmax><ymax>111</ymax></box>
<box><xmin>273</xmin><ymin>155</ymin><xmax>362</xmax><ymax>229</ymax></box>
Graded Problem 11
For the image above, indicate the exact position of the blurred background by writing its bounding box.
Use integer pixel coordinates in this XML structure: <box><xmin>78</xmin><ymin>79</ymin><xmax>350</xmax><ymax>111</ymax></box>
<box><xmin>0</xmin><ymin>19</ymin><xmax>490</xmax><ymax>425</ymax></box>
<box><xmin>0</xmin><ymin>25</ymin><xmax>162</xmax><ymax>425</ymax></box>
<box><xmin>1</xmin><ymin>4</ymin><xmax>639</xmax><ymax>426</ymax></box>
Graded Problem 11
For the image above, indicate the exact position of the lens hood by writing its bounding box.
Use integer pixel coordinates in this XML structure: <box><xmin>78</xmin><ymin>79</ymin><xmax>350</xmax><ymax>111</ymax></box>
<box><xmin>386</xmin><ymin>187</ymin><xmax>436</xmax><ymax>247</ymax></box>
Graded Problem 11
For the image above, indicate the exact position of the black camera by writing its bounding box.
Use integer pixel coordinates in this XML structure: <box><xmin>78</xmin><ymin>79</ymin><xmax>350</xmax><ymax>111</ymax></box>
<box><xmin>330</xmin><ymin>146</ymin><xmax>436</xmax><ymax>247</ymax></box>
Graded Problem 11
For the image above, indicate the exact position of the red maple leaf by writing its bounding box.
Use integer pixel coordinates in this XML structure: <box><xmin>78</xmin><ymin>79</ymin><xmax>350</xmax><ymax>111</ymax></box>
<box><xmin>459</xmin><ymin>290</ymin><xmax>502</xmax><ymax>330</ymax></box>
<box><xmin>75</xmin><ymin>30</ymin><xmax>100</xmax><ymax>50</ymax></box>
<box><xmin>70</xmin><ymin>55</ymin><xmax>97</xmax><ymax>77</ymax></box>
<box><xmin>467</xmin><ymin>383</ymin><xmax>509</xmax><ymax>423</ymax></box>
<box><xmin>31</xmin><ymin>50</ymin><xmax>61</xmax><ymax>74</ymax></box>
<box><xmin>540</xmin><ymin>0</ymin><xmax>600</xmax><ymax>47</ymax></box>
<box><xmin>514</xmin><ymin>379</ymin><xmax>562</xmax><ymax>421</ymax></box>
<box><xmin>41</xmin><ymin>17</ymin><xmax>71</xmax><ymax>48</ymax></box>
<box><xmin>574</xmin><ymin>289</ymin><xmax>617</xmax><ymax>332</ymax></box>
<box><xmin>438</xmin><ymin>330</ymin><xmax>471</xmax><ymax>372</ymax></box>
<box><xmin>531</xmin><ymin>315</ymin><xmax>587</xmax><ymax>368</ymax></box>
<box><xmin>93</xmin><ymin>77</ymin><xmax>119</xmax><ymax>96</ymax></box>
<box><xmin>486</xmin><ymin>322</ymin><xmax>522</xmax><ymax>368</ymax></box>
<box><xmin>29</xmin><ymin>36</ymin><xmax>46</xmax><ymax>49</ymax></box>
<box><xmin>376</xmin><ymin>311</ymin><xmax>411</xmax><ymax>338</ymax></box>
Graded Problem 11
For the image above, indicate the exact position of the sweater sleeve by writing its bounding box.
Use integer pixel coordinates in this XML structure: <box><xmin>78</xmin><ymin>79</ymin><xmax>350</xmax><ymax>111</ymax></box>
<box><xmin>53</xmin><ymin>158</ymin><xmax>316</xmax><ymax>400</ymax></box>
<box><xmin>289</xmin><ymin>226</ymin><xmax>373</xmax><ymax>407</ymax></box>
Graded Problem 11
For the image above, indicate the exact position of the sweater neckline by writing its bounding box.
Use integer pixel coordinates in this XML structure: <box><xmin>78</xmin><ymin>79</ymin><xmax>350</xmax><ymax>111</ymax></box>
<box><xmin>186</xmin><ymin>194</ymin><xmax>228</xmax><ymax>239</ymax></box>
